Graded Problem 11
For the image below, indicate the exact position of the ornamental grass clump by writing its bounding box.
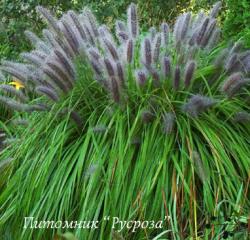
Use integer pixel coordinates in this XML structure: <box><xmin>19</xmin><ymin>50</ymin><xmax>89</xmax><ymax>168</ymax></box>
<box><xmin>0</xmin><ymin>2</ymin><xmax>249</xmax><ymax>239</ymax></box>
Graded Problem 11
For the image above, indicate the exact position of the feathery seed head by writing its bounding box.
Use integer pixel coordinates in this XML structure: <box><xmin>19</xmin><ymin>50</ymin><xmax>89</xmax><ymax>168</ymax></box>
<box><xmin>233</xmin><ymin>112</ymin><xmax>250</xmax><ymax>123</ymax></box>
<box><xmin>126</xmin><ymin>39</ymin><xmax>134</xmax><ymax>64</ymax></box>
<box><xmin>160</xmin><ymin>22</ymin><xmax>169</xmax><ymax>46</ymax></box>
<box><xmin>152</xmin><ymin>33</ymin><xmax>162</xmax><ymax>63</ymax></box>
<box><xmin>135</xmin><ymin>69</ymin><xmax>147</xmax><ymax>87</ymax></box>
<box><xmin>141</xmin><ymin>37</ymin><xmax>152</xmax><ymax>66</ymax></box>
<box><xmin>173</xmin><ymin>65</ymin><xmax>181</xmax><ymax>90</ymax></box>
<box><xmin>183</xmin><ymin>95</ymin><xmax>217</xmax><ymax>117</ymax></box>
<box><xmin>210</xmin><ymin>1</ymin><xmax>222</xmax><ymax>18</ymax></box>
<box><xmin>127</xmin><ymin>3</ymin><xmax>139</xmax><ymax>39</ymax></box>
<box><xmin>184</xmin><ymin>61</ymin><xmax>196</xmax><ymax>88</ymax></box>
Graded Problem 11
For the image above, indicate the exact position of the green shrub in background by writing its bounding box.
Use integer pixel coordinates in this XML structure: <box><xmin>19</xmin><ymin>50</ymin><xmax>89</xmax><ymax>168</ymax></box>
<box><xmin>224</xmin><ymin>0</ymin><xmax>250</xmax><ymax>46</ymax></box>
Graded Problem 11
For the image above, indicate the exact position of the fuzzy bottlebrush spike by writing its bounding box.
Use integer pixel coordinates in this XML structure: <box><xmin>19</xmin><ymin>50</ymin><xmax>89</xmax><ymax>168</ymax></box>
<box><xmin>210</xmin><ymin>1</ymin><xmax>222</xmax><ymax>19</ymax></box>
<box><xmin>115</xmin><ymin>20</ymin><xmax>129</xmax><ymax>43</ymax></box>
<box><xmin>36</xmin><ymin>6</ymin><xmax>61</xmax><ymax>34</ymax></box>
<box><xmin>53</xmin><ymin>49</ymin><xmax>76</xmax><ymax>83</ymax></box>
<box><xmin>183</xmin><ymin>95</ymin><xmax>217</xmax><ymax>117</ymax></box>
<box><xmin>117</xmin><ymin>31</ymin><xmax>129</xmax><ymax>43</ymax></box>
<box><xmin>98</xmin><ymin>25</ymin><xmax>113</xmax><ymax>42</ymax></box>
<box><xmin>87</xmin><ymin>48</ymin><xmax>102</xmax><ymax>75</ymax></box>
<box><xmin>31</xmin><ymin>50</ymin><xmax>48</xmax><ymax>60</ymax></box>
<box><xmin>224</xmin><ymin>53</ymin><xmax>238</xmax><ymax>73</ymax></box>
<box><xmin>115</xmin><ymin>20</ymin><xmax>127</xmax><ymax>33</ymax></box>
<box><xmin>104</xmin><ymin>58</ymin><xmax>115</xmax><ymax>77</ymax></box>
<box><xmin>116</xmin><ymin>62</ymin><xmax>125</xmax><ymax>85</ymax></box>
<box><xmin>42</xmin><ymin>29</ymin><xmax>58</xmax><ymax>49</ymax></box>
<box><xmin>0</xmin><ymin>68</ymin><xmax>26</xmax><ymax>86</ymax></box>
<box><xmin>53</xmin><ymin>49</ymin><xmax>76</xmax><ymax>80</ymax></box>
<box><xmin>1</xmin><ymin>61</ymin><xmax>32</xmax><ymax>75</ymax></box>
<box><xmin>102</xmin><ymin>38</ymin><xmax>119</xmax><ymax>61</ymax></box>
<box><xmin>191</xmin><ymin>10</ymin><xmax>205</xmax><ymax>32</ymax></box>
<box><xmin>152</xmin><ymin>33</ymin><xmax>162</xmax><ymax>64</ymax></box>
<box><xmin>173</xmin><ymin>65</ymin><xmax>181</xmax><ymax>90</ymax></box>
<box><xmin>173</xmin><ymin>14</ymin><xmax>185</xmax><ymax>44</ymax></box>
<box><xmin>160</xmin><ymin>22</ymin><xmax>169</xmax><ymax>46</ymax></box>
<box><xmin>149</xmin><ymin>27</ymin><xmax>156</xmax><ymax>41</ymax></box>
<box><xmin>88</xmin><ymin>47</ymin><xmax>101</xmax><ymax>61</ymax></box>
<box><xmin>233</xmin><ymin>112</ymin><xmax>250</xmax><ymax>123</ymax></box>
<box><xmin>208</xmin><ymin>28</ymin><xmax>221</xmax><ymax>49</ymax></box>
<box><xmin>127</xmin><ymin>3</ymin><xmax>139</xmax><ymax>39</ymax></box>
<box><xmin>81</xmin><ymin>21</ymin><xmax>95</xmax><ymax>45</ymax></box>
<box><xmin>227</xmin><ymin>79</ymin><xmax>250</xmax><ymax>98</ymax></box>
<box><xmin>59</xmin><ymin>18</ymin><xmax>80</xmax><ymax>55</ymax></box>
<box><xmin>90</xmin><ymin>59</ymin><xmax>103</xmax><ymax>77</ymax></box>
<box><xmin>214</xmin><ymin>48</ymin><xmax>229</xmax><ymax>68</ymax></box>
<box><xmin>35</xmin><ymin>40</ymin><xmax>52</xmax><ymax>55</ymax></box>
<box><xmin>184</xmin><ymin>61</ymin><xmax>196</xmax><ymax>88</ymax></box>
<box><xmin>46</xmin><ymin>60</ymin><xmax>73</xmax><ymax>90</ymax></box>
<box><xmin>44</xmin><ymin>29</ymin><xmax>75</xmax><ymax>59</ymax></box>
<box><xmin>161</xmin><ymin>56</ymin><xmax>171</xmax><ymax>79</ymax></box>
<box><xmin>162</xmin><ymin>112</ymin><xmax>175</xmax><ymax>134</ymax></box>
<box><xmin>221</xmin><ymin>72</ymin><xmax>248</xmax><ymax>97</ymax></box>
<box><xmin>196</xmin><ymin>18</ymin><xmax>209</xmax><ymax>45</ymax></box>
<box><xmin>0</xmin><ymin>96</ymin><xmax>47</xmax><ymax>113</ymax></box>
<box><xmin>42</xmin><ymin>29</ymin><xmax>70</xmax><ymax>58</ymax></box>
<box><xmin>83</xmin><ymin>7</ymin><xmax>99</xmax><ymax>37</ymax></box>
<box><xmin>21</xmin><ymin>52</ymin><xmax>45</xmax><ymax>67</ymax></box>
<box><xmin>135</xmin><ymin>69</ymin><xmax>147</xmax><ymax>87</ymax></box>
<box><xmin>42</xmin><ymin>65</ymin><xmax>70</xmax><ymax>93</ymax></box>
<box><xmin>142</xmin><ymin>63</ymin><xmax>160</xmax><ymax>87</ymax></box>
<box><xmin>29</xmin><ymin>103</ymin><xmax>51</xmax><ymax>112</ymax></box>
<box><xmin>110</xmin><ymin>77</ymin><xmax>120</xmax><ymax>103</ymax></box>
<box><xmin>141</xmin><ymin>37</ymin><xmax>152</xmax><ymax>66</ymax></box>
<box><xmin>24</xmin><ymin>30</ymin><xmax>41</xmax><ymax>47</ymax></box>
<box><xmin>68</xmin><ymin>10</ymin><xmax>87</xmax><ymax>41</ymax></box>
<box><xmin>35</xmin><ymin>86</ymin><xmax>60</xmax><ymax>102</ymax></box>
<box><xmin>180</xmin><ymin>12</ymin><xmax>191</xmax><ymax>41</ymax></box>
<box><xmin>126</xmin><ymin>39</ymin><xmax>134</xmax><ymax>64</ymax></box>
<box><xmin>0</xmin><ymin>85</ymin><xmax>28</xmax><ymax>102</ymax></box>
<box><xmin>200</xmin><ymin>19</ymin><xmax>216</xmax><ymax>48</ymax></box>
<box><xmin>230</xmin><ymin>41</ymin><xmax>243</xmax><ymax>54</ymax></box>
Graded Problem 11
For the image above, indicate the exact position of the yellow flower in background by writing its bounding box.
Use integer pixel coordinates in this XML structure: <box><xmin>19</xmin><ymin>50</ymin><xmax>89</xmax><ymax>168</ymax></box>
<box><xmin>9</xmin><ymin>79</ymin><xmax>25</xmax><ymax>90</ymax></box>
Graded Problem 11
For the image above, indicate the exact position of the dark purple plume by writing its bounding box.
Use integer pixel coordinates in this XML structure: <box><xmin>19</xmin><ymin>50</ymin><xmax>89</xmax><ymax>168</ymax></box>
<box><xmin>184</xmin><ymin>61</ymin><xmax>196</xmax><ymax>88</ymax></box>
<box><xmin>173</xmin><ymin>65</ymin><xmax>181</xmax><ymax>90</ymax></box>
